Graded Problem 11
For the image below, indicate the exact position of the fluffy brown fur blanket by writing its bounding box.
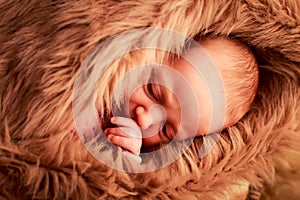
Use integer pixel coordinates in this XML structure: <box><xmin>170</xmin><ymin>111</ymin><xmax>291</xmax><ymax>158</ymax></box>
<box><xmin>0</xmin><ymin>0</ymin><xmax>299</xmax><ymax>199</ymax></box>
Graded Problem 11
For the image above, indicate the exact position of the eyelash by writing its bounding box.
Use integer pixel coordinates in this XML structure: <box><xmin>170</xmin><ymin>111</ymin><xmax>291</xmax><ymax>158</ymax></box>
<box><xmin>146</xmin><ymin>82</ymin><xmax>171</xmax><ymax>141</ymax></box>
<box><xmin>146</xmin><ymin>82</ymin><xmax>159</xmax><ymax>102</ymax></box>
<box><xmin>162</xmin><ymin>122</ymin><xmax>175</xmax><ymax>141</ymax></box>
<box><xmin>161</xmin><ymin>123</ymin><xmax>169</xmax><ymax>140</ymax></box>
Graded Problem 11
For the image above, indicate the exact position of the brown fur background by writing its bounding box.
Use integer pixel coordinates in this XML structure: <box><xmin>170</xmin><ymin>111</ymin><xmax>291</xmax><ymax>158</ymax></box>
<box><xmin>0</xmin><ymin>0</ymin><xmax>300</xmax><ymax>199</ymax></box>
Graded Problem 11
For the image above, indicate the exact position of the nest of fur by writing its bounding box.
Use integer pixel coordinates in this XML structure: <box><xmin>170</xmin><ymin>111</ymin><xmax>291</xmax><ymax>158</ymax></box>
<box><xmin>0</xmin><ymin>0</ymin><xmax>299</xmax><ymax>199</ymax></box>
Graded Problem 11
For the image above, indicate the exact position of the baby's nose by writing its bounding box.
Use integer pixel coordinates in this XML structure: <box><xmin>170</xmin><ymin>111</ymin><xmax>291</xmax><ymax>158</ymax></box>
<box><xmin>136</xmin><ymin>104</ymin><xmax>166</xmax><ymax>130</ymax></box>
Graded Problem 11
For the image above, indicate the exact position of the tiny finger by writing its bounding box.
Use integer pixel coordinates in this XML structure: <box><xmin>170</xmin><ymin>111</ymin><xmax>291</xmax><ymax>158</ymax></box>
<box><xmin>107</xmin><ymin>134</ymin><xmax>141</xmax><ymax>155</ymax></box>
<box><xmin>105</xmin><ymin>127</ymin><xmax>141</xmax><ymax>138</ymax></box>
<box><xmin>111</xmin><ymin>116</ymin><xmax>140</xmax><ymax>130</ymax></box>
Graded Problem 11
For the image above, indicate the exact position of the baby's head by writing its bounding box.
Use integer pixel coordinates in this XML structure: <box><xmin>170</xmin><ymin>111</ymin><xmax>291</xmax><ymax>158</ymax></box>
<box><xmin>108</xmin><ymin>38</ymin><xmax>258</xmax><ymax>150</ymax></box>
<box><xmin>193</xmin><ymin>38</ymin><xmax>259</xmax><ymax>130</ymax></box>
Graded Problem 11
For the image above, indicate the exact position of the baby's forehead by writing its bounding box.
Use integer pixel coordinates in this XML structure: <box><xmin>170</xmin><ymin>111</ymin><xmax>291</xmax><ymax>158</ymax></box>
<box><xmin>200</xmin><ymin>38</ymin><xmax>248</xmax><ymax>56</ymax></box>
<box><xmin>199</xmin><ymin>38</ymin><xmax>242</xmax><ymax>49</ymax></box>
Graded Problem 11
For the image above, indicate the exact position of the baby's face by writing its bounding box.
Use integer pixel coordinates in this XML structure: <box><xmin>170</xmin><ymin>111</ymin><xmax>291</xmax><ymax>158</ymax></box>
<box><xmin>128</xmin><ymin>55</ymin><xmax>224</xmax><ymax>147</ymax></box>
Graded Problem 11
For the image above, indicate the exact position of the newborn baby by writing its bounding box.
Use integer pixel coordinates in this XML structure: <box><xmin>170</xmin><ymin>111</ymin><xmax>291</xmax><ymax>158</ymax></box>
<box><xmin>104</xmin><ymin>38</ymin><xmax>258</xmax><ymax>157</ymax></box>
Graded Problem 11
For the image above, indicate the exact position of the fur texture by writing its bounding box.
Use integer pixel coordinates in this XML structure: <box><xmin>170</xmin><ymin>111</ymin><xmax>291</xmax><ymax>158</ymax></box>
<box><xmin>0</xmin><ymin>0</ymin><xmax>299</xmax><ymax>199</ymax></box>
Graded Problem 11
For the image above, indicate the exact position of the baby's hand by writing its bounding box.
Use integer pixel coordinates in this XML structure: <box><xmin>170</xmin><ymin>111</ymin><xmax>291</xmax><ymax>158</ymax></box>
<box><xmin>104</xmin><ymin>116</ymin><xmax>142</xmax><ymax>155</ymax></box>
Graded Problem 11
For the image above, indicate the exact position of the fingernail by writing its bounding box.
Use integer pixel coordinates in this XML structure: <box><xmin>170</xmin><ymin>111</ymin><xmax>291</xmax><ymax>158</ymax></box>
<box><xmin>110</xmin><ymin>117</ymin><xmax>116</xmax><ymax>123</ymax></box>
<box><xmin>107</xmin><ymin>135</ymin><xmax>112</xmax><ymax>141</ymax></box>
